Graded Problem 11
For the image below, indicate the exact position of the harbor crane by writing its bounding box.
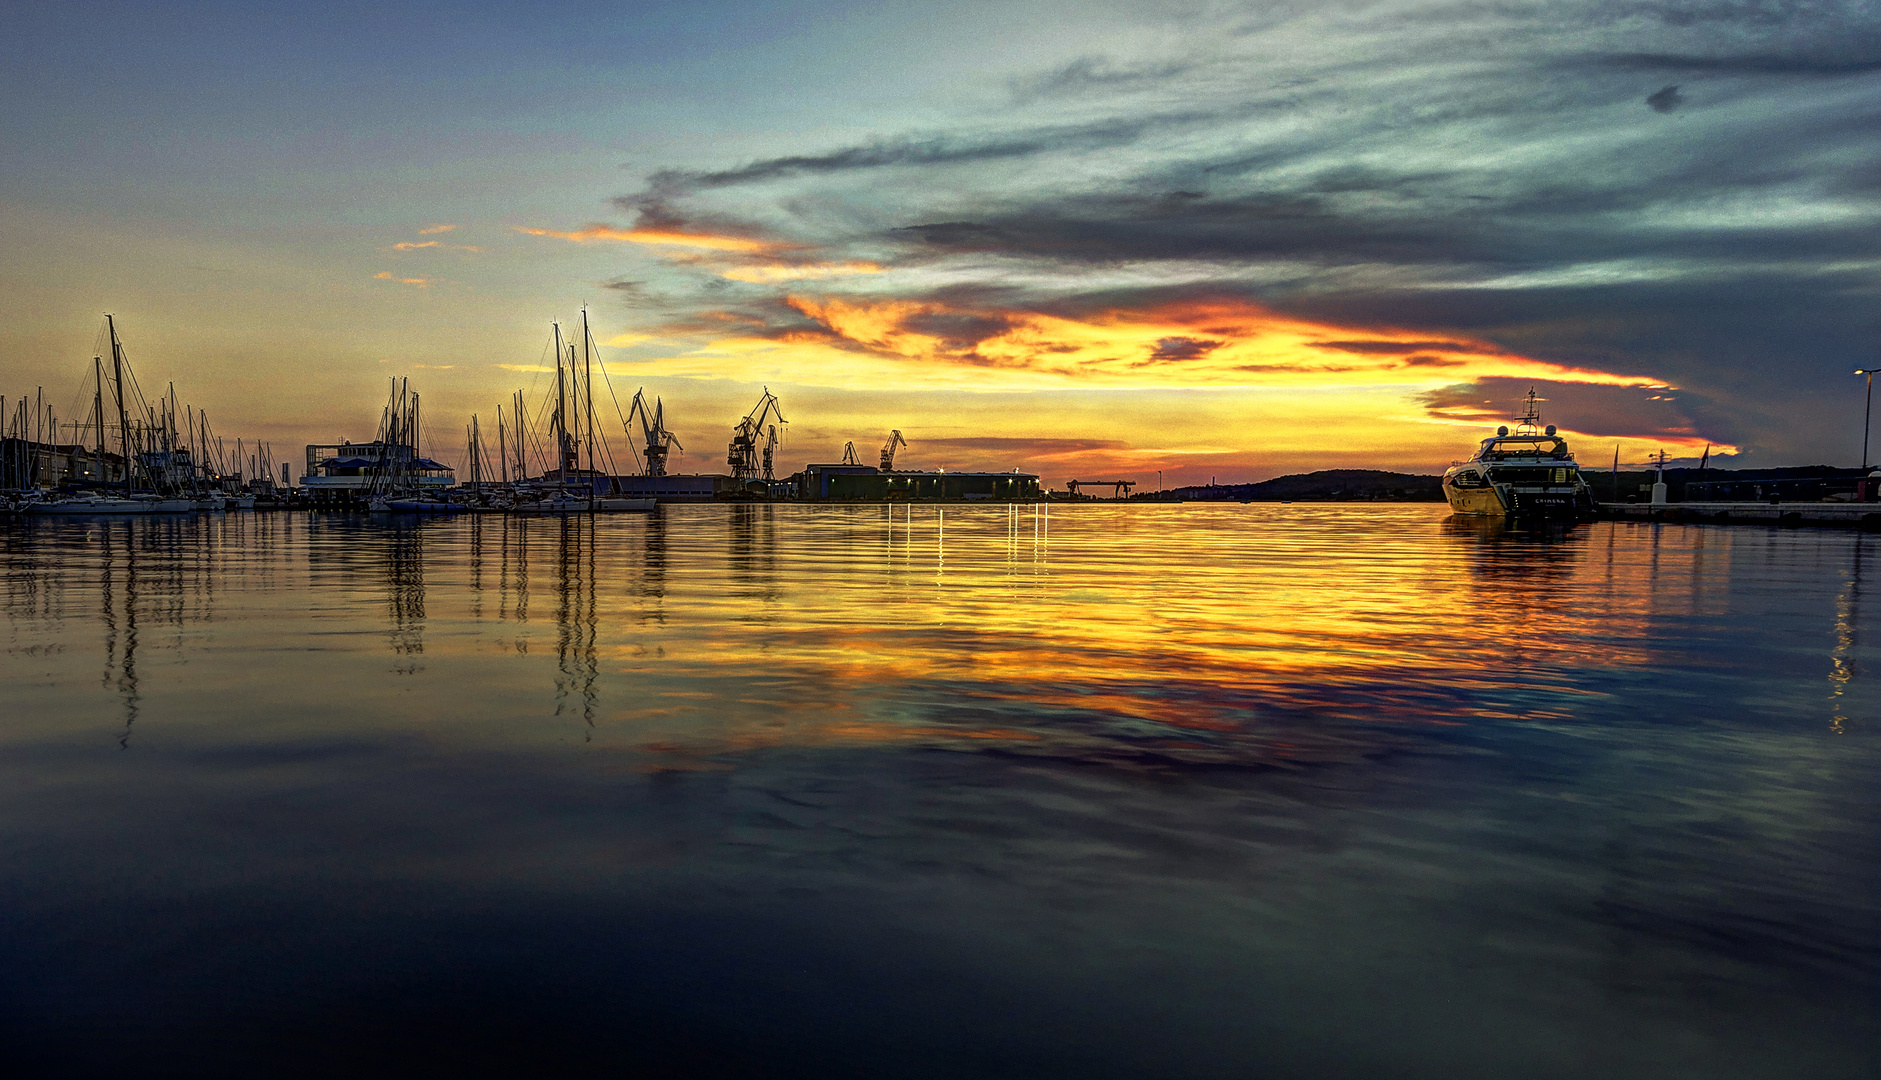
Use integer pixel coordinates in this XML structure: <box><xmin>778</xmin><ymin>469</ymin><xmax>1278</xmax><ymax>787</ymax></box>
<box><xmin>625</xmin><ymin>388</ymin><xmax>681</xmax><ymax>477</ymax></box>
<box><xmin>840</xmin><ymin>441</ymin><xmax>861</xmax><ymax>466</ymax></box>
<box><xmin>728</xmin><ymin>388</ymin><xmax>786</xmax><ymax>482</ymax></box>
<box><xmin>1066</xmin><ymin>479</ymin><xmax>1136</xmax><ymax>499</ymax></box>
<box><xmin>880</xmin><ymin>429</ymin><xmax>907</xmax><ymax>471</ymax></box>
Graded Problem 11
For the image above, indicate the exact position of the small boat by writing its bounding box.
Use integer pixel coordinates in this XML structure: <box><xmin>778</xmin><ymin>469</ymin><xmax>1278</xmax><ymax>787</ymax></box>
<box><xmin>1443</xmin><ymin>389</ymin><xmax>1593</xmax><ymax>519</ymax></box>
<box><xmin>515</xmin><ymin>492</ymin><xmax>592</xmax><ymax>515</ymax></box>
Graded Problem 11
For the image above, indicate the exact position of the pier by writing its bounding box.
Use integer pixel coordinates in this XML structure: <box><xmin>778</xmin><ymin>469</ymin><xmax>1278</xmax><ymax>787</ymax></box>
<box><xmin>1600</xmin><ymin>501</ymin><xmax>1881</xmax><ymax>529</ymax></box>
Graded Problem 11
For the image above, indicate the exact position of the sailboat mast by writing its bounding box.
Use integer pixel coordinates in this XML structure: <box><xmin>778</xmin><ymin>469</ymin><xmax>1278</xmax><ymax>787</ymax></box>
<box><xmin>470</xmin><ymin>414</ymin><xmax>481</xmax><ymax>493</ymax></box>
<box><xmin>582</xmin><ymin>308</ymin><xmax>595</xmax><ymax>477</ymax></box>
<box><xmin>552</xmin><ymin>322</ymin><xmax>567</xmax><ymax>481</ymax></box>
<box><xmin>107</xmin><ymin>314</ymin><xmax>132</xmax><ymax>494</ymax></box>
<box><xmin>92</xmin><ymin>357</ymin><xmax>106</xmax><ymax>484</ymax></box>
<box><xmin>497</xmin><ymin>404</ymin><xmax>508</xmax><ymax>485</ymax></box>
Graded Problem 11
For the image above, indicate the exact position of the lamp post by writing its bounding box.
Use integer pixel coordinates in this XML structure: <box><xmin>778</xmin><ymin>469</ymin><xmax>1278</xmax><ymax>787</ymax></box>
<box><xmin>1858</xmin><ymin>369</ymin><xmax>1876</xmax><ymax>470</ymax></box>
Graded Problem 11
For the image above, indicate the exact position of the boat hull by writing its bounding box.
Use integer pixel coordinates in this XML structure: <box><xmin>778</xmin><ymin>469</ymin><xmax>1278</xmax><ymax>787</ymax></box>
<box><xmin>1443</xmin><ymin>466</ymin><xmax>1590</xmax><ymax>519</ymax></box>
<box><xmin>27</xmin><ymin>498</ymin><xmax>195</xmax><ymax>515</ymax></box>
<box><xmin>376</xmin><ymin>500</ymin><xmax>465</xmax><ymax>513</ymax></box>
<box><xmin>1443</xmin><ymin>485</ymin><xmax>1508</xmax><ymax>516</ymax></box>
<box><xmin>515</xmin><ymin>497</ymin><xmax>593</xmax><ymax>515</ymax></box>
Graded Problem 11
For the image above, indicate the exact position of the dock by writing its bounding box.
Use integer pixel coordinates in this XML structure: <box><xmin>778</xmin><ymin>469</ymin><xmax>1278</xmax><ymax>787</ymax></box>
<box><xmin>1600</xmin><ymin>501</ymin><xmax>1881</xmax><ymax>529</ymax></box>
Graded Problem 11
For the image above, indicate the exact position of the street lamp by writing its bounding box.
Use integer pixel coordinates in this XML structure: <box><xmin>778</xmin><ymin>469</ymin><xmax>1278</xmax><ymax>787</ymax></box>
<box><xmin>1858</xmin><ymin>369</ymin><xmax>1876</xmax><ymax>470</ymax></box>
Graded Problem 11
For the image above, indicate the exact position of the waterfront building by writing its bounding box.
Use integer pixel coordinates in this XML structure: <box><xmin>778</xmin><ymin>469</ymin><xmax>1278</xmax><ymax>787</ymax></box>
<box><xmin>797</xmin><ymin>463</ymin><xmax>1041</xmax><ymax>501</ymax></box>
<box><xmin>0</xmin><ymin>438</ymin><xmax>126</xmax><ymax>490</ymax></box>
<box><xmin>300</xmin><ymin>440</ymin><xmax>454</xmax><ymax>506</ymax></box>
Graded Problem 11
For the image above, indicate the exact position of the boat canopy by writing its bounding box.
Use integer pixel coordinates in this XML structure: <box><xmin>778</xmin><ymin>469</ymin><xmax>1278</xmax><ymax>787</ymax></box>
<box><xmin>1478</xmin><ymin>436</ymin><xmax>1570</xmax><ymax>459</ymax></box>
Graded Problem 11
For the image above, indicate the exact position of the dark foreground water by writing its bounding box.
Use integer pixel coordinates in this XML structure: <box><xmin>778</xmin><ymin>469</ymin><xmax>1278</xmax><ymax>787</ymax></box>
<box><xmin>1</xmin><ymin>505</ymin><xmax>1876</xmax><ymax>1078</ymax></box>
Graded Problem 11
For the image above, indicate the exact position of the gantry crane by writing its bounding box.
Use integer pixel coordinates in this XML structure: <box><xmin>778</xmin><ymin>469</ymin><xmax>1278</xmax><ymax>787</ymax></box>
<box><xmin>880</xmin><ymin>429</ymin><xmax>907</xmax><ymax>471</ymax></box>
<box><xmin>625</xmin><ymin>388</ymin><xmax>681</xmax><ymax>477</ymax></box>
<box><xmin>728</xmin><ymin>388</ymin><xmax>786</xmax><ymax>482</ymax></box>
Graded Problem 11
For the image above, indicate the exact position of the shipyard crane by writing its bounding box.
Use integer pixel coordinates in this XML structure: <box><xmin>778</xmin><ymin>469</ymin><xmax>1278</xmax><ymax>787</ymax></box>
<box><xmin>728</xmin><ymin>388</ymin><xmax>786</xmax><ymax>482</ymax></box>
<box><xmin>880</xmin><ymin>429</ymin><xmax>906</xmax><ymax>471</ymax></box>
<box><xmin>625</xmin><ymin>388</ymin><xmax>681</xmax><ymax>477</ymax></box>
<box><xmin>840</xmin><ymin>441</ymin><xmax>861</xmax><ymax>466</ymax></box>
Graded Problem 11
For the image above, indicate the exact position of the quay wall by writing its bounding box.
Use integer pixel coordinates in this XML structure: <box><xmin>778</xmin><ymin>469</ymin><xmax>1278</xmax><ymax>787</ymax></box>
<box><xmin>1599</xmin><ymin>502</ymin><xmax>1881</xmax><ymax>529</ymax></box>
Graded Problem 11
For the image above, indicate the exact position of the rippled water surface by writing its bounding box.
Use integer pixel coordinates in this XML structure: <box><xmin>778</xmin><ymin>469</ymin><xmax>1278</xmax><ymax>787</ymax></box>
<box><xmin>2</xmin><ymin>505</ymin><xmax>1876</xmax><ymax>1078</ymax></box>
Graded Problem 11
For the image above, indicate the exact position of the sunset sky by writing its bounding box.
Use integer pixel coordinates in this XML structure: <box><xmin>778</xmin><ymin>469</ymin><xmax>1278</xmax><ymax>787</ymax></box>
<box><xmin>3</xmin><ymin>1</ymin><xmax>1877</xmax><ymax>486</ymax></box>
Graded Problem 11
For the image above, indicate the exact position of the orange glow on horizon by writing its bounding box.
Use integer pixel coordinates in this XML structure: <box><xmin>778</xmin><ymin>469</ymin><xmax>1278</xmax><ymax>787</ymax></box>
<box><xmin>514</xmin><ymin>223</ymin><xmax>778</xmax><ymax>254</ymax></box>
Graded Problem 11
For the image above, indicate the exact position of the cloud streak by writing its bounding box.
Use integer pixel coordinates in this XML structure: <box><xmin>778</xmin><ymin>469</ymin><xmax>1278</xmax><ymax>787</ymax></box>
<box><xmin>514</xmin><ymin>223</ymin><xmax>779</xmax><ymax>254</ymax></box>
<box><xmin>374</xmin><ymin>271</ymin><xmax>435</xmax><ymax>288</ymax></box>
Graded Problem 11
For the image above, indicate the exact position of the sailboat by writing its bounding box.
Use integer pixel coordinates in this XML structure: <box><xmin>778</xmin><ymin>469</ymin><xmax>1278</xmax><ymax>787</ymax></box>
<box><xmin>364</xmin><ymin>378</ymin><xmax>464</xmax><ymax>513</ymax></box>
<box><xmin>28</xmin><ymin>316</ymin><xmax>192</xmax><ymax>515</ymax></box>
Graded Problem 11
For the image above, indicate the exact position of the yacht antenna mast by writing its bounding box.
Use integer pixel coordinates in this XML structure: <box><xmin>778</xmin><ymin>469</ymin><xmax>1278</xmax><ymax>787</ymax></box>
<box><xmin>1514</xmin><ymin>387</ymin><xmax>1543</xmax><ymax>435</ymax></box>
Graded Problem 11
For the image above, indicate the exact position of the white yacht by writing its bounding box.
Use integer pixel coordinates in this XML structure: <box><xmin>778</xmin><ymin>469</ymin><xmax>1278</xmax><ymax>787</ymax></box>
<box><xmin>1443</xmin><ymin>390</ymin><xmax>1593</xmax><ymax>518</ymax></box>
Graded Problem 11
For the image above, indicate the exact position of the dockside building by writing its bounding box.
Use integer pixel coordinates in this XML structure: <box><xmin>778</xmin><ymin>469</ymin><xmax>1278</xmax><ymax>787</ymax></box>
<box><xmin>797</xmin><ymin>463</ymin><xmax>1040</xmax><ymax>501</ymax></box>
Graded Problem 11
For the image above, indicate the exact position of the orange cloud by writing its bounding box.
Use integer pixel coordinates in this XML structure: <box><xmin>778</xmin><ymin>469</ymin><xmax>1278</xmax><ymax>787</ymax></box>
<box><xmin>780</xmin><ymin>294</ymin><xmax>1665</xmax><ymax>392</ymax></box>
<box><xmin>393</xmin><ymin>241</ymin><xmax>441</xmax><ymax>251</ymax></box>
<box><xmin>374</xmin><ymin>272</ymin><xmax>435</xmax><ymax>288</ymax></box>
<box><xmin>418</xmin><ymin>224</ymin><xmax>457</xmax><ymax>235</ymax></box>
<box><xmin>513</xmin><ymin>223</ymin><xmax>777</xmax><ymax>254</ymax></box>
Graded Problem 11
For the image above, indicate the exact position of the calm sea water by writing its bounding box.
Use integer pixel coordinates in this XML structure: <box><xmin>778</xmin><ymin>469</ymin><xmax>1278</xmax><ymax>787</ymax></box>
<box><xmin>1</xmin><ymin>505</ymin><xmax>1875</xmax><ymax>1078</ymax></box>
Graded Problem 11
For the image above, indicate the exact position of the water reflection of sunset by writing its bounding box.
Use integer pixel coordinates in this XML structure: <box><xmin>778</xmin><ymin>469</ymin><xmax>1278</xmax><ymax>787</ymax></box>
<box><xmin>2</xmin><ymin>508</ymin><xmax>1866</xmax><ymax>765</ymax></box>
<box><xmin>4</xmin><ymin>507</ymin><xmax>1875</xmax><ymax>1080</ymax></box>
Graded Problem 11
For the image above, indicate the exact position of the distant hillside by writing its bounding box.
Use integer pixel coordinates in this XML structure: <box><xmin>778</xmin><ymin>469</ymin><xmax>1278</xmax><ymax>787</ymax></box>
<box><xmin>1149</xmin><ymin>464</ymin><xmax>1870</xmax><ymax>504</ymax></box>
<box><xmin>1156</xmin><ymin>470</ymin><xmax>1443</xmax><ymax>502</ymax></box>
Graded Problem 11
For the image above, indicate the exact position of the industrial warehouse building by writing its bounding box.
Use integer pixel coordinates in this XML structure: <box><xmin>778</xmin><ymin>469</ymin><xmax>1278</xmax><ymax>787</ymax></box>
<box><xmin>797</xmin><ymin>463</ymin><xmax>1040</xmax><ymax>500</ymax></box>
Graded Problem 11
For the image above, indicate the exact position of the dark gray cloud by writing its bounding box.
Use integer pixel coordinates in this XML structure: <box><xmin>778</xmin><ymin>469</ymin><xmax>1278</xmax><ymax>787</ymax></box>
<box><xmin>1147</xmin><ymin>337</ymin><xmax>1222</xmax><ymax>363</ymax></box>
<box><xmin>639</xmin><ymin>116</ymin><xmax>1184</xmax><ymax>194</ymax></box>
<box><xmin>1610</xmin><ymin>51</ymin><xmax>1881</xmax><ymax>76</ymax></box>
<box><xmin>899</xmin><ymin>311</ymin><xmax>1014</xmax><ymax>351</ymax></box>
<box><xmin>1313</xmin><ymin>340</ymin><xmax>1492</xmax><ymax>356</ymax></box>
<box><xmin>1007</xmin><ymin>55</ymin><xmax>1201</xmax><ymax>104</ymax></box>
<box><xmin>1646</xmin><ymin>84</ymin><xmax>1684</xmax><ymax>111</ymax></box>
<box><xmin>1417</xmin><ymin>376</ymin><xmax>1744</xmax><ymax>447</ymax></box>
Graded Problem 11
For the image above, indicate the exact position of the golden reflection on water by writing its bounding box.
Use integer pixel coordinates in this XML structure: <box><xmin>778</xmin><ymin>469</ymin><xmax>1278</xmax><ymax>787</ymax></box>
<box><xmin>1829</xmin><ymin>538</ymin><xmax>1866</xmax><ymax>735</ymax></box>
<box><xmin>0</xmin><ymin>507</ymin><xmax>1868</xmax><ymax>764</ymax></box>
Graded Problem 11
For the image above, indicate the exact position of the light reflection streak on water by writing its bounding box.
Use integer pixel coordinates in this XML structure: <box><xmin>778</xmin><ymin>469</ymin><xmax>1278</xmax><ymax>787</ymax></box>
<box><xmin>1</xmin><ymin>506</ymin><xmax>1869</xmax><ymax>766</ymax></box>
<box><xmin>1829</xmin><ymin>537</ymin><xmax>1866</xmax><ymax>735</ymax></box>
